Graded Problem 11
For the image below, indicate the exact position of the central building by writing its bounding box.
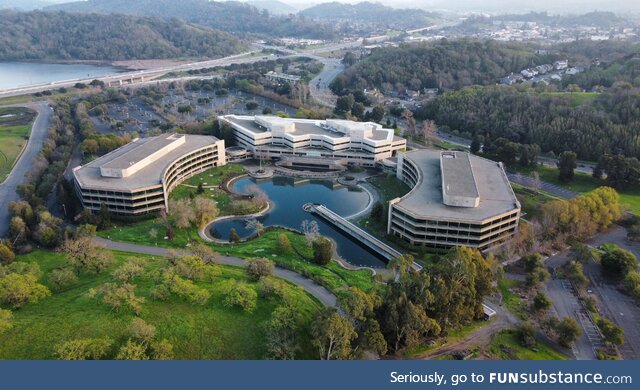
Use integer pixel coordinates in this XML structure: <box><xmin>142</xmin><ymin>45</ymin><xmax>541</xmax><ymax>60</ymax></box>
<box><xmin>218</xmin><ymin>115</ymin><xmax>406</xmax><ymax>167</ymax></box>
<box><xmin>388</xmin><ymin>150</ymin><xmax>521</xmax><ymax>250</ymax></box>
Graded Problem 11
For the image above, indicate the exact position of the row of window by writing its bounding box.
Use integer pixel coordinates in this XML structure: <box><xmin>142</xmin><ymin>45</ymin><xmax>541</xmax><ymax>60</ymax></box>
<box><xmin>391</xmin><ymin>219</ymin><xmax>518</xmax><ymax>240</ymax></box>
<box><xmin>392</xmin><ymin>207</ymin><xmax>519</xmax><ymax>230</ymax></box>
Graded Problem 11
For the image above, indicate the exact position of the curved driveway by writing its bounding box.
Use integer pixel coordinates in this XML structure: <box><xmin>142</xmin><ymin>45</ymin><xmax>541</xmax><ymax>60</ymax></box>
<box><xmin>0</xmin><ymin>101</ymin><xmax>52</xmax><ymax>237</ymax></box>
<box><xmin>93</xmin><ymin>237</ymin><xmax>338</xmax><ymax>308</ymax></box>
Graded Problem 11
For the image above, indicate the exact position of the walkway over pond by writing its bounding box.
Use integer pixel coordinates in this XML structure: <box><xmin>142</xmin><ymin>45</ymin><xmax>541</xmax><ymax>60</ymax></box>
<box><xmin>304</xmin><ymin>203</ymin><xmax>423</xmax><ymax>271</ymax></box>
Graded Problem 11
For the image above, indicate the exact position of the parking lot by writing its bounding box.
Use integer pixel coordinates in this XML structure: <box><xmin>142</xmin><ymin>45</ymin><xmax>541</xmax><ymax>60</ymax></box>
<box><xmin>91</xmin><ymin>89</ymin><xmax>298</xmax><ymax>136</ymax></box>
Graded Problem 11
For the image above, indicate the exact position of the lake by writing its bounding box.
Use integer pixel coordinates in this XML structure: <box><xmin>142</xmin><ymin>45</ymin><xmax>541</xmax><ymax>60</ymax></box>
<box><xmin>0</xmin><ymin>62</ymin><xmax>123</xmax><ymax>90</ymax></box>
<box><xmin>209</xmin><ymin>176</ymin><xmax>388</xmax><ymax>268</ymax></box>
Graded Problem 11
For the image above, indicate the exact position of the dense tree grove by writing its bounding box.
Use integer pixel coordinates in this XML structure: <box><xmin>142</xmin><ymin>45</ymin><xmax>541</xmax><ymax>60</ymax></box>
<box><xmin>0</xmin><ymin>10</ymin><xmax>245</xmax><ymax>61</ymax></box>
<box><xmin>420</xmin><ymin>85</ymin><xmax>640</xmax><ymax>161</ymax></box>
<box><xmin>300</xmin><ymin>2</ymin><xmax>439</xmax><ymax>31</ymax></box>
<box><xmin>538</xmin><ymin>187</ymin><xmax>623</xmax><ymax>243</ymax></box>
<box><xmin>564</xmin><ymin>51</ymin><xmax>640</xmax><ymax>90</ymax></box>
<box><xmin>378</xmin><ymin>248</ymin><xmax>495</xmax><ymax>353</ymax></box>
<box><xmin>331</xmin><ymin>39</ymin><xmax>553</xmax><ymax>94</ymax></box>
<box><xmin>48</xmin><ymin>0</ymin><xmax>337</xmax><ymax>39</ymax></box>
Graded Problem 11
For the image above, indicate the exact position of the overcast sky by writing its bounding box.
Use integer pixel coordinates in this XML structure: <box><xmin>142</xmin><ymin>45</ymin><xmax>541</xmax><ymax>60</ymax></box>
<box><xmin>38</xmin><ymin>0</ymin><xmax>640</xmax><ymax>14</ymax></box>
<box><xmin>284</xmin><ymin>0</ymin><xmax>640</xmax><ymax>14</ymax></box>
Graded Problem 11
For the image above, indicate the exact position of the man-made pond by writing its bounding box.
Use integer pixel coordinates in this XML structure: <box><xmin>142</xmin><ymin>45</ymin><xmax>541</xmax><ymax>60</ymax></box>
<box><xmin>209</xmin><ymin>176</ymin><xmax>387</xmax><ymax>268</ymax></box>
<box><xmin>0</xmin><ymin>62</ymin><xmax>123</xmax><ymax>90</ymax></box>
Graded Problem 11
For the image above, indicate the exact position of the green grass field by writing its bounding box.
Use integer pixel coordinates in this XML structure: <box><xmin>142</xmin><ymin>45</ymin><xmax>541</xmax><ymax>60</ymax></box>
<box><xmin>512</xmin><ymin>183</ymin><xmax>558</xmax><ymax>219</ymax></box>
<box><xmin>367</xmin><ymin>173</ymin><xmax>411</xmax><ymax>203</ymax></box>
<box><xmin>498</xmin><ymin>277</ymin><xmax>528</xmax><ymax>320</ymax></box>
<box><xmin>0</xmin><ymin>250</ymin><xmax>322</xmax><ymax>360</ymax></box>
<box><xmin>540</xmin><ymin>92</ymin><xmax>598</xmax><ymax>107</ymax></box>
<box><xmin>0</xmin><ymin>107</ymin><xmax>35</xmax><ymax>181</ymax></box>
<box><xmin>488</xmin><ymin>329</ymin><xmax>568</xmax><ymax>360</ymax></box>
<box><xmin>169</xmin><ymin>164</ymin><xmax>246</xmax><ymax>211</ymax></box>
<box><xmin>99</xmin><ymin>224</ymin><xmax>374</xmax><ymax>293</ymax></box>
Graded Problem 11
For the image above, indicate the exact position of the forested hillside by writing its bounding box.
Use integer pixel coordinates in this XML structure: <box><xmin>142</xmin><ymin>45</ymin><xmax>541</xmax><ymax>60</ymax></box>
<box><xmin>330</xmin><ymin>40</ymin><xmax>554</xmax><ymax>93</ymax></box>
<box><xmin>564</xmin><ymin>51</ymin><xmax>640</xmax><ymax>90</ymax></box>
<box><xmin>47</xmin><ymin>0</ymin><xmax>337</xmax><ymax>39</ymax></box>
<box><xmin>418</xmin><ymin>85</ymin><xmax>640</xmax><ymax>161</ymax></box>
<box><xmin>0</xmin><ymin>10</ymin><xmax>246</xmax><ymax>61</ymax></box>
<box><xmin>300</xmin><ymin>2</ymin><xmax>439</xmax><ymax>30</ymax></box>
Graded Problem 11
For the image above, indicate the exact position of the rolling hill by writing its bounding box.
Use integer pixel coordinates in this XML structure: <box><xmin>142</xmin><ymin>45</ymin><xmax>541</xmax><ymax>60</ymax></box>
<box><xmin>0</xmin><ymin>10</ymin><xmax>246</xmax><ymax>61</ymax></box>
<box><xmin>46</xmin><ymin>0</ymin><xmax>337</xmax><ymax>38</ymax></box>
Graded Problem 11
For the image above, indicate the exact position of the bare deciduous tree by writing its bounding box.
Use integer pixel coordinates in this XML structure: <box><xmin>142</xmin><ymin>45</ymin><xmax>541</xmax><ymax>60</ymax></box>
<box><xmin>300</xmin><ymin>219</ymin><xmax>320</xmax><ymax>246</ymax></box>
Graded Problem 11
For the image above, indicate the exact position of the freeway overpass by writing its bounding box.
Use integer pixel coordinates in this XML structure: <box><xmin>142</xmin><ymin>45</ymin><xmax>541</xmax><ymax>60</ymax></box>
<box><xmin>0</xmin><ymin>40</ymin><xmax>362</xmax><ymax>100</ymax></box>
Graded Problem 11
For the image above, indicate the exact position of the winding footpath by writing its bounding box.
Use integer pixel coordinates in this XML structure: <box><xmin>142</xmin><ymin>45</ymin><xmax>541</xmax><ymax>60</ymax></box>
<box><xmin>93</xmin><ymin>237</ymin><xmax>338</xmax><ymax>308</ymax></box>
<box><xmin>0</xmin><ymin>101</ymin><xmax>52</xmax><ymax>237</ymax></box>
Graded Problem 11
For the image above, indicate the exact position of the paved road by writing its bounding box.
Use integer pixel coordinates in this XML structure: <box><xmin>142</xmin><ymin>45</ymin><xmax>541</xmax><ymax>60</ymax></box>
<box><xmin>309</xmin><ymin>59</ymin><xmax>344</xmax><ymax>107</ymax></box>
<box><xmin>0</xmin><ymin>101</ymin><xmax>52</xmax><ymax>237</ymax></box>
<box><xmin>507</xmin><ymin>172</ymin><xmax>579</xmax><ymax>199</ymax></box>
<box><xmin>0</xmin><ymin>40</ymin><xmax>363</xmax><ymax>99</ymax></box>
<box><xmin>94</xmin><ymin>237</ymin><xmax>338</xmax><ymax>308</ymax></box>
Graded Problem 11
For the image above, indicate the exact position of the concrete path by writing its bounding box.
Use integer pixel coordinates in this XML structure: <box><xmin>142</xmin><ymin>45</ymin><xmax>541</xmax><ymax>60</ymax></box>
<box><xmin>94</xmin><ymin>237</ymin><xmax>338</xmax><ymax>308</ymax></box>
<box><xmin>0</xmin><ymin>101</ymin><xmax>52</xmax><ymax>237</ymax></box>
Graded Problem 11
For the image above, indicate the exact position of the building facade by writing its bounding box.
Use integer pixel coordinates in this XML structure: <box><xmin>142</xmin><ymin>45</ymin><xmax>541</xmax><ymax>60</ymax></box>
<box><xmin>388</xmin><ymin>150</ymin><xmax>521</xmax><ymax>251</ymax></box>
<box><xmin>218</xmin><ymin>115</ymin><xmax>406</xmax><ymax>167</ymax></box>
<box><xmin>73</xmin><ymin>133</ymin><xmax>225</xmax><ymax>215</ymax></box>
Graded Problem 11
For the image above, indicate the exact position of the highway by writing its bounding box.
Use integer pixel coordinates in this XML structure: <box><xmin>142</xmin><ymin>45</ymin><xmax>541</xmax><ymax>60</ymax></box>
<box><xmin>0</xmin><ymin>101</ymin><xmax>52</xmax><ymax>237</ymax></box>
<box><xmin>0</xmin><ymin>40</ymin><xmax>363</xmax><ymax>100</ymax></box>
<box><xmin>309</xmin><ymin>59</ymin><xmax>343</xmax><ymax>107</ymax></box>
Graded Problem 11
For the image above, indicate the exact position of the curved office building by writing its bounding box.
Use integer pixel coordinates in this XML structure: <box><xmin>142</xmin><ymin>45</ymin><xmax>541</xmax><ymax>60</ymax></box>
<box><xmin>388</xmin><ymin>150</ymin><xmax>521</xmax><ymax>250</ymax></box>
<box><xmin>73</xmin><ymin>133</ymin><xmax>225</xmax><ymax>215</ymax></box>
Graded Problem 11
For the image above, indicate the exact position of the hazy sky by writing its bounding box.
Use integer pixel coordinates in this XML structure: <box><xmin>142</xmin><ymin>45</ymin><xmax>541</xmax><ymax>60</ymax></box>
<box><xmin>285</xmin><ymin>0</ymin><xmax>640</xmax><ymax>14</ymax></box>
<box><xmin>34</xmin><ymin>0</ymin><xmax>640</xmax><ymax>14</ymax></box>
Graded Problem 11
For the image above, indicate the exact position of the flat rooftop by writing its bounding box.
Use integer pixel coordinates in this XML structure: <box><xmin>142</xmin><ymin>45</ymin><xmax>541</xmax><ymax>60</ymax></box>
<box><xmin>101</xmin><ymin>133</ymin><xmax>182</xmax><ymax>172</ymax></box>
<box><xmin>395</xmin><ymin>150</ymin><xmax>519</xmax><ymax>222</ymax></box>
<box><xmin>74</xmin><ymin>134</ymin><xmax>220</xmax><ymax>192</ymax></box>
<box><xmin>441</xmin><ymin>152</ymin><xmax>478</xmax><ymax>199</ymax></box>
<box><xmin>222</xmin><ymin>115</ymin><xmax>393</xmax><ymax>142</ymax></box>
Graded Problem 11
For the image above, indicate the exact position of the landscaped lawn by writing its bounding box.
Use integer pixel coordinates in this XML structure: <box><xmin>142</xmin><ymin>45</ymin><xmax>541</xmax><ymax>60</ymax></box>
<box><xmin>0</xmin><ymin>107</ymin><xmax>35</xmax><ymax>181</ymax></box>
<box><xmin>487</xmin><ymin>329</ymin><xmax>568</xmax><ymax>360</ymax></box>
<box><xmin>99</xmin><ymin>224</ymin><xmax>374</xmax><ymax>293</ymax></box>
<box><xmin>99</xmin><ymin>163</ymin><xmax>374</xmax><ymax>293</ymax></box>
<box><xmin>0</xmin><ymin>250</ymin><xmax>322</xmax><ymax>360</ymax></box>
<box><xmin>169</xmin><ymin>164</ymin><xmax>246</xmax><ymax>212</ymax></box>
<box><xmin>367</xmin><ymin>173</ymin><xmax>411</xmax><ymax>203</ymax></box>
<box><xmin>512</xmin><ymin>183</ymin><xmax>557</xmax><ymax>219</ymax></box>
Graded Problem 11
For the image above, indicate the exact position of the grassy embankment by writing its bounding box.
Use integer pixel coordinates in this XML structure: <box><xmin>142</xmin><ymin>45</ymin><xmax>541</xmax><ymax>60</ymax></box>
<box><xmin>497</xmin><ymin>277</ymin><xmax>528</xmax><ymax>320</ymax></box>
<box><xmin>98</xmin><ymin>164</ymin><xmax>374</xmax><ymax>293</ymax></box>
<box><xmin>0</xmin><ymin>107</ymin><xmax>35</xmax><ymax>181</ymax></box>
<box><xmin>487</xmin><ymin>329</ymin><xmax>568</xmax><ymax>360</ymax></box>
<box><xmin>0</xmin><ymin>250</ymin><xmax>322</xmax><ymax>359</ymax></box>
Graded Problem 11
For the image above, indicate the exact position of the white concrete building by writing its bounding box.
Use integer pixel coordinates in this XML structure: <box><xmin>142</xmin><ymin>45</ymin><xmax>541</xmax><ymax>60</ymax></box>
<box><xmin>73</xmin><ymin>133</ymin><xmax>225</xmax><ymax>215</ymax></box>
<box><xmin>218</xmin><ymin>115</ymin><xmax>406</xmax><ymax>167</ymax></box>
